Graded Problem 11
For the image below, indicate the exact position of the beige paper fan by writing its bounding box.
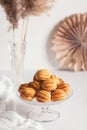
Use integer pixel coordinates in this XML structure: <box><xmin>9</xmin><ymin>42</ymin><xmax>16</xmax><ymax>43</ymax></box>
<box><xmin>52</xmin><ymin>13</ymin><xmax>87</xmax><ymax>71</ymax></box>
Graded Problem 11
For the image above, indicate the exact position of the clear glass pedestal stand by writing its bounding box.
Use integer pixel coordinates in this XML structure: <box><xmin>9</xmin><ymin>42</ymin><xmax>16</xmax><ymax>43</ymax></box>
<box><xmin>25</xmin><ymin>90</ymin><xmax>72</xmax><ymax>122</ymax></box>
<box><xmin>29</xmin><ymin>106</ymin><xmax>60</xmax><ymax>122</ymax></box>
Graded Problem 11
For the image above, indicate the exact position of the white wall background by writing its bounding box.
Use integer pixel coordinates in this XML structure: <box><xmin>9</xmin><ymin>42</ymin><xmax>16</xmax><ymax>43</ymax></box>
<box><xmin>0</xmin><ymin>0</ymin><xmax>87</xmax><ymax>71</ymax></box>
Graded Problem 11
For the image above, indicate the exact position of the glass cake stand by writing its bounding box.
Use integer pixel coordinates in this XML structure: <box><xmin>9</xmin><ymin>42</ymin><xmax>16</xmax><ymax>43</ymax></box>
<box><xmin>16</xmin><ymin>89</ymin><xmax>73</xmax><ymax>122</ymax></box>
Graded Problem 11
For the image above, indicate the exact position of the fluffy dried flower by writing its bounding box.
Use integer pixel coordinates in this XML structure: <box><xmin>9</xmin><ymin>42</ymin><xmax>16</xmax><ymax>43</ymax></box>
<box><xmin>0</xmin><ymin>0</ymin><xmax>19</xmax><ymax>28</ymax></box>
<box><xmin>21</xmin><ymin>0</ymin><xmax>55</xmax><ymax>17</ymax></box>
<box><xmin>0</xmin><ymin>0</ymin><xmax>55</xmax><ymax>28</ymax></box>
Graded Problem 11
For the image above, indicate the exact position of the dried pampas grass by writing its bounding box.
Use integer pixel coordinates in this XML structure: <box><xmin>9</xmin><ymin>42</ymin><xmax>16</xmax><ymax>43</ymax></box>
<box><xmin>0</xmin><ymin>0</ymin><xmax>55</xmax><ymax>44</ymax></box>
<box><xmin>21</xmin><ymin>0</ymin><xmax>55</xmax><ymax>17</ymax></box>
<box><xmin>0</xmin><ymin>0</ymin><xmax>55</xmax><ymax>28</ymax></box>
<box><xmin>52</xmin><ymin>13</ymin><xmax>87</xmax><ymax>71</ymax></box>
<box><xmin>0</xmin><ymin>0</ymin><xmax>19</xmax><ymax>28</ymax></box>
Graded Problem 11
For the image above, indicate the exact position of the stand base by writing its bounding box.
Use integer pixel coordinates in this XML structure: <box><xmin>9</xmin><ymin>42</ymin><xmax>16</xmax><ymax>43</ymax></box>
<box><xmin>29</xmin><ymin>108</ymin><xmax>60</xmax><ymax>122</ymax></box>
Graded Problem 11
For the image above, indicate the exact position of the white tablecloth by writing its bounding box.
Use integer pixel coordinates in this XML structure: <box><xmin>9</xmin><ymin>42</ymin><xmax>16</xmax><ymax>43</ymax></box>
<box><xmin>0</xmin><ymin>70</ymin><xmax>87</xmax><ymax>130</ymax></box>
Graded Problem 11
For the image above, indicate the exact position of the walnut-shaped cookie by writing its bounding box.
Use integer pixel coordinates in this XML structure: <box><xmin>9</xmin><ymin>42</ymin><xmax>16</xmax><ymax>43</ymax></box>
<box><xmin>42</xmin><ymin>79</ymin><xmax>57</xmax><ymax>92</ymax></box>
<box><xmin>18</xmin><ymin>84</ymin><xmax>36</xmax><ymax>101</ymax></box>
<box><xmin>51</xmin><ymin>89</ymin><xmax>67</xmax><ymax>101</ymax></box>
<box><xmin>57</xmin><ymin>83</ymin><xmax>70</xmax><ymax>94</ymax></box>
<box><xmin>18</xmin><ymin>83</ymin><xmax>29</xmax><ymax>93</ymax></box>
<box><xmin>28</xmin><ymin>81</ymin><xmax>41</xmax><ymax>91</ymax></box>
<box><xmin>36</xmin><ymin>90</ymin><xmax>51</xmax><ymax>102</ymax></box>
<box><xmin>58</xmin><ymin>78</ymin><xmax>64</xmax><ymax>86</ymax></box>
<box><xmin>33</xmin><ymin>69</ymin><xmax>51</xmax><ymax>81</ymax></box>
<box><xmin>50</xmin><ymin>75</ymin><xmax>59</xmax><ymax>84</ymax></box>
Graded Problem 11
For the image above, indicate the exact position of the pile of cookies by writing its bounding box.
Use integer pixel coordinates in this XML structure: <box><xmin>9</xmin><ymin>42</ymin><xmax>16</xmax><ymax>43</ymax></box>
<box><xmin>18</xmin><ymin>69</ymin><xmax>71</xmax><ymax>102</ymax></box>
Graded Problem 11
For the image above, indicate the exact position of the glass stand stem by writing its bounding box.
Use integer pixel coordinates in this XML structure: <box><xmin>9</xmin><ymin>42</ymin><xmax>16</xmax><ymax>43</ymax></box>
<box><xmin>29</xmin><ymin>106</ymin><xmax>60</xmax><ymax>122</ymax></box>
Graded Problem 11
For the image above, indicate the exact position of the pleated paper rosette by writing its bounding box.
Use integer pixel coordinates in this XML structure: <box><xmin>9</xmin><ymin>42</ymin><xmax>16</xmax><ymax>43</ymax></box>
<box><xmin>52</xmin><ymin>13</ymin><xmax>87</xmax><ymax>71</ymax></box>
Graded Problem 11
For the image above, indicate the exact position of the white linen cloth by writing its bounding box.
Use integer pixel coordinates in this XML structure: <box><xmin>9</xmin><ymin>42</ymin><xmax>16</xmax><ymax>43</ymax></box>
<box><xmin>0</xmin><ymin>75</ymin><xmax>45</xmax><ymax>130</ymax></box>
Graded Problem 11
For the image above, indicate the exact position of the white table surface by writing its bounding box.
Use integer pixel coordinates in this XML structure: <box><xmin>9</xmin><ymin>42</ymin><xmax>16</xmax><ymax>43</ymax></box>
<box><xmin>0</xmin><ymin>70</ymin><xmax>87</xmax><ymax>130</ymax></box>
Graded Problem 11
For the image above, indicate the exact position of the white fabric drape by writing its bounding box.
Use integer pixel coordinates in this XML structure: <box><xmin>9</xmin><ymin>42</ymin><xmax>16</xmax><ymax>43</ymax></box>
<box><xmin>0</xmin><ymin>75</ymin><xmax>45</xmax><ymax>130</ymax></box>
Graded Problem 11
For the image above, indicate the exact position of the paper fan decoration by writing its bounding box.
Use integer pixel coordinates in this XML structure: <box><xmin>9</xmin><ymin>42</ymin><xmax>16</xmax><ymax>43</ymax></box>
<box><xmin>52</xmin><ymin>13</ymin><xmax>87</xmax><ymax>71</ymax></box>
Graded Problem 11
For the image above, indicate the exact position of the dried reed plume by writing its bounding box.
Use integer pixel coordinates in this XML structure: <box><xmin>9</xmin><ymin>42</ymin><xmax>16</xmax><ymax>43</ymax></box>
<box><xmin>0</xmin><ymin>0</ymin><xmax>19</xmax><ymax>29</ymax></box>
<box><xmin>0</xmin><ymin>0</ymin><xmax>55</xmax><ymax>28</ymax></box>
<box><xmin>21</xmin><ymin>0</ymin><xmax>55</xmax><ymax>17</ymax></box>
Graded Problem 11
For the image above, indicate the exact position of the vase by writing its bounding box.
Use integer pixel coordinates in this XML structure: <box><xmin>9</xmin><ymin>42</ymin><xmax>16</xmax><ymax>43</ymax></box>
<box><xmin>9</xmin><ymin>40</ymin><xmax>26</xmax><ymax>87</ymax></box>
<box><xmin>9</xmin><ymin>17</ymin><xmax>29</xmax><ymax>87</ymax></box>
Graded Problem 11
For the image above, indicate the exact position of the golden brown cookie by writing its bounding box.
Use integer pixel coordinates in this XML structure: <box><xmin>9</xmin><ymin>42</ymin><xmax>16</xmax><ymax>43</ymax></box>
<box><xmin>22</xmin><ymin>87</ymin><xmax>36</xmax><ymax>96</ymax></box>
<box><xmin>18</xmin><ymin>83</ymin><xmax>29</xmax><ymax>93</ymax></box>
<box><xmin>51</xmin><ymin>89</ymin><xmax>67</xmax><ymax>101</ymax></box>
<box><xmin>33</xmin><ymin>69</ymin><xmax>51</xmax><ymax>81</ymax></box>
<box><xmin>20</xmin><ymin>92</ymin><xmax>33</xmax><ymax>101</ymax></box>
<box><xmin>50</xmin><ymin>75</ymin><xmax>59</xmax><ymax>84</ymax></box>
<box><xmin>33</xmin><ymin>73</ymin><xmax>39</xmax><ymax>81</ymax></box>
<box><xmin>28</xmin><ymin>81</ymin><xmax>41</xmax><ymax>91</ymax></box>
<box><xmin>58</xmin><ymin>78</ymin><xmax>64</xmax><ymax>85</ymax></box>
<box><xmin>42</xmin><ymin>79</ymin><xmax>57</xmax><ymax>92</ymax></box>
<box><xmin>18</xmin><ymin>85</ymin><xmax>36</xmax><ymax>100</ymax></box>
<box><xmin>36</xmin><ymin>90</ymin><xmax>51</xmax><ymax>102</ymax></box>
<box><xmin>57</xmin><ymin>83</ymin><xmax>70</xmax><ymax>94</ymax></box>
